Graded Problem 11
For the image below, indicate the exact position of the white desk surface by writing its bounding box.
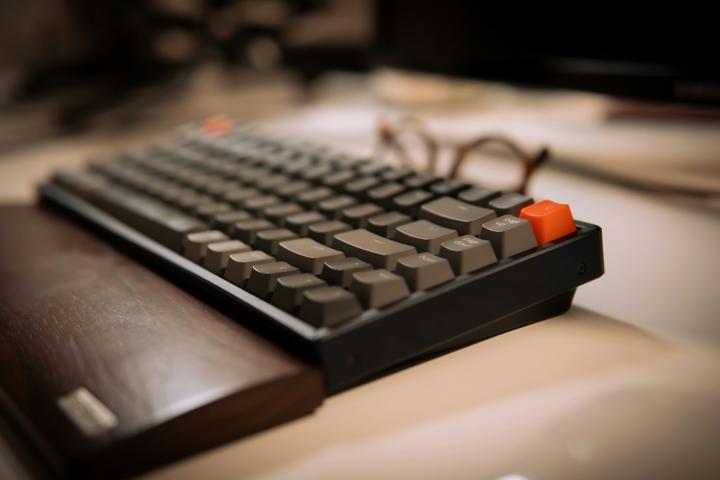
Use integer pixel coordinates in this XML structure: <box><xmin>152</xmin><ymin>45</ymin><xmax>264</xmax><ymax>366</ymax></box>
<box><xmin>1</xmin><ymin>71</ymin><xmax>718</xmax><ymax>479</ymax></box>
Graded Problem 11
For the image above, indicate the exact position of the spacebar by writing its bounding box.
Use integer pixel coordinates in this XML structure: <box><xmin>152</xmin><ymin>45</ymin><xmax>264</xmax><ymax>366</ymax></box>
<box><xmin>55</xmin><ymin>172</ymin><xmax>206</xmax><ymax>251</ymax></box>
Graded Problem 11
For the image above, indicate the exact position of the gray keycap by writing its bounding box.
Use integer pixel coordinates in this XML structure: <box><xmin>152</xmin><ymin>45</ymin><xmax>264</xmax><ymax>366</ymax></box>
<box><xmin>233</xmin><ymin>218</ymin><xmax>275</xmax><ymax>243</ymax></box>
<box><xmin>488</xmin><ymin>192</ymin><xmax>533</xmax><ymax>216</ymax></box>
<box><xmin>277</xmin><ymin>238</ymin><xmax>345</xmax><ymax>274</ymax></box>
<box><xmin>357</xmin><ymin>162</ymin><xmax>391</xmax><ymax>176</ymax></box>
<box><xmin>318</xmin><ymin>196</ymin><xmax>357</xmax><ymax>219</ymax></box>
<box><xmin>203</xmin><ymin>239</ymin><xmax>251</xmax><ymax>274</ymax></box>
<box><xmin>183</xmin><ymin>230</ymin><xmax>229</xmax><ymax>263</ymax></box>
<box><xmin>329</xmin><ymin>154</ymin><xmax>371</xmax><ymax>169</ymax></box>
<box><xmin>367</xmin><ymin>212</ymin><xmax>412</xmax><ymax>238</ymax></box>
<box><xmin>274</xmin><ymin>180</ymin><xmax>311</xmax><ymax>199</ymax></box>
<box><xmin>299</xmin><ymin>287</ymin><xmax>363</xmax><ymax>328</ymax></box>
<box><xmin>480</xmin><ymin>215</ymin><xmax>538</xmax><ymax>258</ymax></box>
<box><xmin>224</xmin><ymin>250</ymin><xmax>275</xmax><ymax>286</ymax></box>
<box><xmin>429</xmin><ymin>179</ymin><xmax>470</xmax><ymax>196</ymax></box>
<box><xmin>193</xmin><ymin>202</ymin><xmax>232</xmax><ymax>222</ymax></box>
<box><xmin>404</xmin><ymin>174</ymin><xmax>440</xmax><ymax>189</ymax></box>
<box><xmin>256</xmin><ymin>174</ymin><xmax>290</xmax><ymax>191</ymax></box>
<box><xmin>381</xmin><ymin>167</ymin><xmax>413</xmax><ymax>182</ymax></box>
<box><xmin>156</xmin><ymin>185</ymin><xmax>189</xmax><ymax>204</ymax></box>
<box><xmin>222</xmin><ymin>187</ymin><xmax>261</xmax><ymax>205</ymax></box>
<box><xmin>296</xmin><ymin>187</ymin><xmax>334</xmax><ymax>209</ymax></box>
<box><xmin>185</xmin><ymin>173</ymin><xmax>218</xmax><ymax>191</ymax></box>
<box><xmin>350</xmin><ymin>269</ymin><xmax>410</xmax><ymax>309</ymax></box>
<box><xmin>320</xmin><ymin>257</ymin><xmax>373</xmax><ymax>288</ymax></box>
<box><xmin>262</xmin><ymin>203</ymin><xmax>303</xmax><ymax>226</ymax></box>
<box><xmin>241</xmin><ymin>195</ymin><xmax>280</xmax><ymax>214</ymax></box>
<box><xmin>367</xmin><ymin>182</ymin><xmax>406</xmax><ymax>207</ymax></box>
<box><xmin>344</xmin><ymin>176</ymin><xmax>380</xmax><ymax>195</ymax></box>
<box><xmin>341</xmin><ymin>203</ymin><xmax>384</xmax><ymax>228</ymax></box>
<box><xmin>246</xmin><ymin>261</ymin><xmax>299</xmax><ymax>298</ymax></box>
<box><xmin>395</xmin><ymin>253</ymin><xmax>455</xmax><ymax>291</ymax></box>
<box><xmin>282</xmin><ymin>158</ymin><xmax>313</xmax><ymax>176</ymax></box>
<box><xmin>254</xmin><ymin>228</ymin><xmax>298</xmax><ymax>255</ymax></box>
<box><xmin>202</xmin><ymin>180</ymin><xmax>235</xmax><ymax>197</ymax></box>
<box><xmin>394</xmin><ymin>220</ymin><xmax>458</xmax><ymax>255</ymax></box>
<box><xmin>332</xmin><ymin>229</ymin><xmax>417</xmax><ymax>269</ymax></box>
<box><xmin>393</xmin><ymin>189</ymin><xmax>434</xmax><ymax>215</ymax></box>
<box><xmin>438</xmin><ymin>235</ymin><xmax>497</xmax><ymax>274</ymax></box>
<box><xmin>212</xmin><ymin>210</ymin><xmax>252</xmax><ymax>233</ymax></box>
<box><xmin>171</xmin><ymin>191</ymin><xmax>206</xmax><ymax>210</ymax></box>
<box><xmin>308</xmin><ymin>220</ymin><xmax>352</xmax><ymax>245</ymax></box>
<box><xmin>145</xmin><ymin>180</ymin><xmax>176</xmax><ymax>199</ymax></box>
<box><xmin>237</xmin><ymin>167</ymin><xmax>272</xmax><ymax>184</ymax></box>
<box><xmin>419</xmin><ymin>196</ymin><xmax>496</xmax><ymax>235</ymax></box>
<box><xmin>285</xmin><ymin>211</ymin><xmax>328</xmax><ymax>236</ymax></box>
<box><xmin>321</xmin><ymin>170</ymin><xmax>355</xmax><ymax>188</ymax></box>
<box><xmin>271</xmin><ymin>273</ymin><xmax>327</xmax><ymax>311</ymax></box>
<box><xmin>302</xmin><ymin>164</ymin><xmax>333</xmax><ymax>181</ymax></box>
<box><xmin>457</xmin><ymin>186</ymin><xmax>501</xmax><ymax>206</ymax></box>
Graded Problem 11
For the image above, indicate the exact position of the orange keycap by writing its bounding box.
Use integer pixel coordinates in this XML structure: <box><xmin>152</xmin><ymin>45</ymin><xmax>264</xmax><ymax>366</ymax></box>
<box><xmin>519</xmin><ymin>200</ymin><xmax>576</xmax><ymax>244</ymax></box>
<box><xmin>203</xmin><ymin>115</ymin><xmax>234</xmax><ymax>137</ymax></box>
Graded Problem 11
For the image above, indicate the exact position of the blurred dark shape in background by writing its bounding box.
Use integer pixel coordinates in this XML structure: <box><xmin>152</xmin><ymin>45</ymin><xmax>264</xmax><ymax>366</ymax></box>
<box><xmin>375</xmin><ymin>2</ymin><xmax>720</xmax><ymax>106</ymax></box>
<box><xmin>0</xmin><ymin>0</ymin><xmax>372</xmax><ymax>133</ymax></box>
<box><xmin>1</xmin><ymin>0</ymin><xmax>719</xmax><ymax>147</ymax></box>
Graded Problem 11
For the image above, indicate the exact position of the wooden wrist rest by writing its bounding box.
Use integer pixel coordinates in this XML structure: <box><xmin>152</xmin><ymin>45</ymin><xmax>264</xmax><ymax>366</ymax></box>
<box><xmin>0</xmin><ymin>205</ymin><xmax>323</xmax><ymax>479</ymax></box>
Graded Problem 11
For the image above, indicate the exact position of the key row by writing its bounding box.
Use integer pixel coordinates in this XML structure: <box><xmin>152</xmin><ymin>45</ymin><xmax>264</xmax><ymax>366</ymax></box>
<box><xmin>200</xmin><ymin>203</ymin><xmax>540</xmax><ymax>266</ymax></box>
<box><xmin>103</xmin><ymin>137</ymin><xmax>537</xmax><ymax>218</ymax></box>
<box><xmin>97</xmin><ymin>160</ymin><xmax>543</xmax><ymax>240</ymax></box>
<box><xmin>158</xmin><ymin>128</ymin><xmax>543</xmax><ymax>220</ymax></box>
<box><xmin>181</xmin><ymin>211</ymin><xmax>545</xmax><ymax>328</ymax></box>
<box><xmin>70</xmin><ymin>161</ymin><xmax>576</xmax><ymax>262</ymax></box>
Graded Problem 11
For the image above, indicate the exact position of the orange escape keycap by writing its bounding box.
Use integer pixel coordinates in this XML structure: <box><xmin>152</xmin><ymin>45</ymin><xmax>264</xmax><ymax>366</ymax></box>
<box><xmin>519</xmin><ymin>200</ymin><xmax>576</xmax><ymax>244</ymax></box>
<box><xmin>203</xmin><ymin>115</ymin><xmax>234</xmax><ymax>136</ymax></box>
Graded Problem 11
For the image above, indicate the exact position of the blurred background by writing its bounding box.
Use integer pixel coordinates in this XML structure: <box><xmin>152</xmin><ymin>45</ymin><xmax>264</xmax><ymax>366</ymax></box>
<box><xmin>0</xmin><ymin>0</ymin><xmax>718</xmax><ymax>341</ymax></box>
<box><xmin>1</xmin><ymin>0</ymin><xmax>719</xmax><ymax>197</ymax></box>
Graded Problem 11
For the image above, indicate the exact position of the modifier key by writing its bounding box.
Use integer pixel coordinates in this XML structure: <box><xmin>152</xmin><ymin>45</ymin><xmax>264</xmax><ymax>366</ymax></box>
<box><xmin>299</xmin><ymin>287</ymin><xmax>363</xmax><ymax>327</ymax></box>
<box><xmin>394</xmin><ymin>220</ymin><xmax>457</xmax><ymax>255</ymax></box>
<box><xmin>480</xmin><ymin>215</ymin><xmax>538</xmax><ymax>258</ymax></box>
<box><xmin>457</xmin><ymin>186</ymin><xmax>501</xmax><ymax>206</ymax></box>
<box><xmin>212</xmin><ymin>211</ymin><xmax>252</xmax><ymax>233</ymax></box>
<box><xmin>308</xmin><ymin>220</ymin><xmax>352</xmax><ymax>245</ymax></box>
<box><xmin>285</xmin><ymin>211</ymin><xmax>327</xmax><ymax>236</ymax></box>
<box><xmin>253</xmin><ymin>228</ymin><xmax>298</xmax><ymax>255</ymax></box>
<box><xmin>224</xmin><ymin>250</ymin><xmax>275</xmax><ymax>286</ymax></box>
<box><xmin>277</xmin><ymin>238</ymin><xmax>344</xmax><ymax>274</ymax></box>
<box><xmin>320</xmin><ymin>257</ymin><xmax>372</xmax><ymax>287</ymax></box>
<box><xmin>488</xmin><ymin>192</ymin><xmax>533</xmax><ymax>216</ymax></box>
<box><xmin>233</xmin><ymin>219</ymin><xmax>275</xmax><ymax>243</ymax></box>
<box><xmin>246</xmin><ymin>261</ymin><xmax>299</xmax><ymax>298</ymax></box>
<box><xmin>183</xmin><ymin>230</ymin><xmax>229</xmax><ymax>263</ymax></box>
<box><xmin>438</xmin><ymin>235</ymin><xmax>497</xmax><ymax>274</ymax></box>
<box><xmin>419</xmin><ymin>196</ymin><xmax>496</xmax><ymax>235</ymax></box>
<box><xmin>350</xmin><ymin>269</ymin><xmax>410</xmax><ymax>309</ymax></box>
<box><xmin>367</xmin><ymin>212</ymin><xmax>412</xmax><ymax>238</ymax></box>
<box><xmin>394</xmin><ymin>253</ymin><xmax>454</xmax><ymax>291</ymax></box>
<box><xmin>332</xmin><ymin>229</ymin><xmax>416</xmax><ymax>270</ymax></box>
<box><xmin>203</xmin><ymin>240</ymin><xmax>251</xmax><ymax>274</ymax></box>
<box><xmin>271</xmin><ymin>273</ymin><xmax>327</xmax><ymax>311</ymax></box>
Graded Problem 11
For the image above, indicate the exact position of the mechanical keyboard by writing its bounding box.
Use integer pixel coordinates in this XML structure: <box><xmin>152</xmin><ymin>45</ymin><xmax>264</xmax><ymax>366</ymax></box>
<box><xmin>41</xmin><ymin>121</ymin><xmax>604</xmax><ymax>392</ymax></box>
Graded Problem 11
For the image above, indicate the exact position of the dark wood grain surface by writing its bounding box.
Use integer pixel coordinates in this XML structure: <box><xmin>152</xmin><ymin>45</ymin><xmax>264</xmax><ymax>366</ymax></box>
<box><xmin>0</xmin><ymin>205</ymin><xmax>323</xmax><ymax>479</ymax></box>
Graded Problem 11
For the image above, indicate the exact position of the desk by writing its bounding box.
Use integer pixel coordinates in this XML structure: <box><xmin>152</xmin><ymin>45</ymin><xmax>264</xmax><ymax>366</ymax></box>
<box><xmin>1</xmin><ymin>70</ymin><xmax>719</xmax><ymax>479</ymax></box>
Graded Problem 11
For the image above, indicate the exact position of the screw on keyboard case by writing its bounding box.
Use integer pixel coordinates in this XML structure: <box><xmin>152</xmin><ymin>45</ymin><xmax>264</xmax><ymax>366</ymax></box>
<box><xmin>40</xmin><ymin>183</ymin><xmax>605</xmax><ymax>393</ymax></box>
<box><xmin>0</xmin><ymin>205</ymin><xmax>324</xmax><ymax>479</ymax></box>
